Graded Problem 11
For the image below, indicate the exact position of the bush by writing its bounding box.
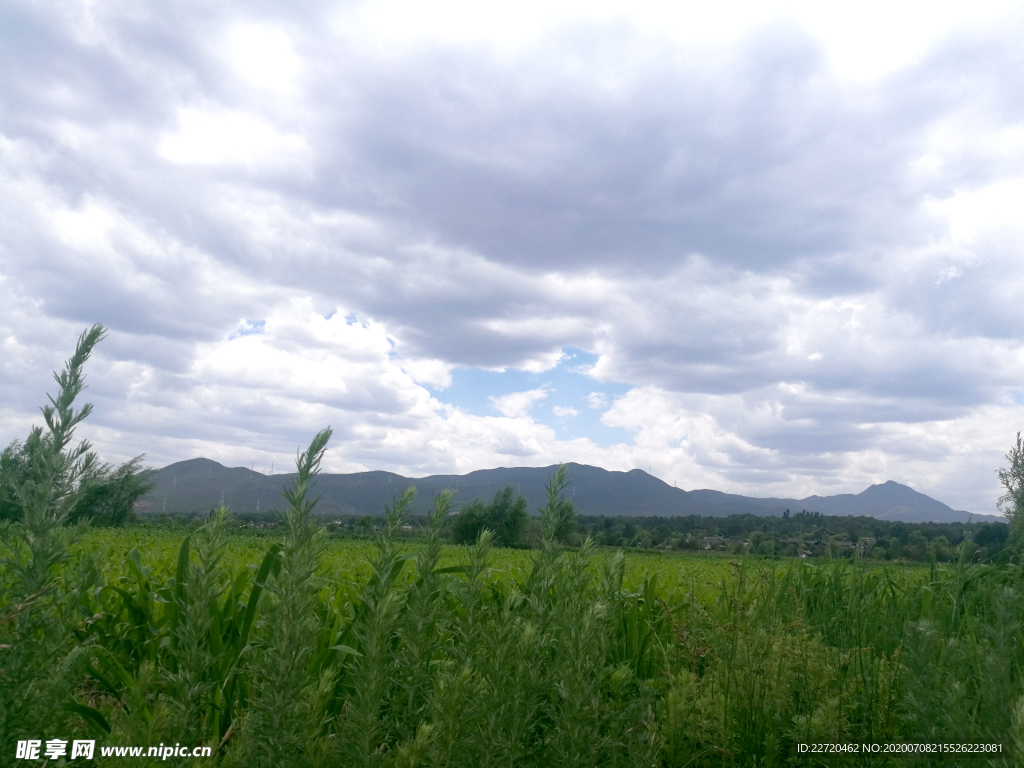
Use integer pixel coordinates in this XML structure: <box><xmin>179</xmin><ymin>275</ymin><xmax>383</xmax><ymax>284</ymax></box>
<box><xmin>0</xmin><ymin>325</ymin><xmax>107</xmax><ymax>750</ymax></box>
<box><xmin>450</xmin><ymin>485</ymin><xmax>528</xmax><ymax>547</ymax></box>
<box><xmin>999</xmin><ymin>432</ymin><xmax>1024</xmax><ymax>547</ymax></box>
<box><xmin>0</xmin><ymin>436</ymin><xmax>152</xmax><ymax>526</ymax></box>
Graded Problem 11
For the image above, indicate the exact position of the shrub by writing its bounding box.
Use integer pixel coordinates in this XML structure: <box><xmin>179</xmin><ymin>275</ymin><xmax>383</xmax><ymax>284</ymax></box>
<box><xmin>450</xmin><ymin>485</ymin><xmax>528</xmax><ymax>547</ymax></box>
<box><xmin>0</xmin><ymin>325</ymin><xmax>107</xmax><ymax>750</ymax></box>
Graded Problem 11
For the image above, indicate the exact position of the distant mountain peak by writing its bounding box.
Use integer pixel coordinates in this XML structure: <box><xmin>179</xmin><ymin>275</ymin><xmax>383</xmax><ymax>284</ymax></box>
<box><xmin>142</xmin><ymin>460</ymin><xmax>1000</xmax><ymax>524</ymax></box>
<box><xmin>867</xmin><ymin>480</ymin><xmax>911</xmax><ymax>490</ymax></box>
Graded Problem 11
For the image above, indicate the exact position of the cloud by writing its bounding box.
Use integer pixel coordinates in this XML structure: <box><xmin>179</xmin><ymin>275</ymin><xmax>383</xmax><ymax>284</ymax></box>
<box><xmin>227</xmin><ymin>24</ymin><xmax>302</xmax><ymax>96</ymax></box>
<box><xmin>489</xmin><ymin>388</ymin><xmax>548</xmax><ymax>418</ymax></box>
<box><xmin>159</xmin><ymin>108</ymin><xmax>311</xmax><ymax>171</ymax></box>
<box><xmin>1</xmin><ymin>1</ymin><xmax>1024</xmax><ymax>510</ymax></box>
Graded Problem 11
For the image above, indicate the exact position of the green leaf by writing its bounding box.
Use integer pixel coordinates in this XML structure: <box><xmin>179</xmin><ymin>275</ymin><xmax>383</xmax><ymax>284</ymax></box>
<box><xmin>85</xmin><ymin>664</ymin><xmax>124</xmax><ymax>705</ymax></box>
<box><xmin>238</xmin><ymin>543</ymin><xmax>282</xmax><ymax>651</ymax></box>
<box><xmin>435</xmin><ymin>565</ymin><xmax>469</xmax><ymax>574</ymax></box>
<box><xmin>60</xmin><ymin>702</ymin><xmax>111</xmax><ymax>733</ymax></box>
<box><xmin>170</xmin><ymin>535</ymin><xmax>190</xmax><ymax>640</ymax></box>
<box><xmin>328</xmin><ymin>644</ymin><xmax>363</xmax><ymax>658</ymax></box>
<box><xmin>126</xmin><ymin>546</ymin><xmax>143</xmax><ymax>581</ymax></box>
<box><xmin>92</xmin><ymin>646</ymin><xmax>135</xmax><ymax>689</ymax></box>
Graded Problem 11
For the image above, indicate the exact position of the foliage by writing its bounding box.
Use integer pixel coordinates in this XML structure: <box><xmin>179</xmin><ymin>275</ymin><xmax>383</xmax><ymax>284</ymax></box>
<box><xmin>0</xmin><ymin>324</ymin><xmax>107</xmax><ymax>753</ymax></box>
<box><xmin>236</xmin><ymin>427</ymin><xmax>335</xmax><ymax>767</ymax></box>
<box><xmin>10</xmin><ymin>505</ymin><xmax>1024</xmax><ymax>766</ymax></box>
<box><xmin>0</xmin><ymin>441</ymin><xmax>30</xmax><ymax>522</ymax></box>
<box><xmin>450</xmin><ymin>485</ymin><xmax>528</xmax><ymax>547</ymax></box>
<box><xmin>578</xmin><ymin>511</ymin><xmax>1010</xmax><ymax>562</ymax></box>
<box><xmin>449</xmin><ymin>499</ymin><xmax>488</xmax><ymax>546</ymax></box>
<box><xmin>1</xmin><ymin>437</ymin><xmax>152</xmax><ymax>527</ymax></box>
<box><xmin>998</xmin><ymin>431</ymin><xmax>1024</xmax><ymax>546</ymax></box>
<box><xmin>72</xmin><ymin>457</ymin><xmax>155</xmax><ymax>526</ymax></box>
<box><xmin>539</xmin><ymin>463</ymin><xmax>578</xmax><ymax>544</ymax></box>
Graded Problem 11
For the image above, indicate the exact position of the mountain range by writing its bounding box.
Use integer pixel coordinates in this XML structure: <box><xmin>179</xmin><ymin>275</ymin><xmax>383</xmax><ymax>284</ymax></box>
<box><xmin>137</xmin><ymin>459</ymin><xmax>1003</xmax><ymax>524</ymax></box>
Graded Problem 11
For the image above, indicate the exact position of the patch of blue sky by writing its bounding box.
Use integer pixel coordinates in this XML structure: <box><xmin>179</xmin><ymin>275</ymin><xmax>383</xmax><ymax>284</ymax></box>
<box><xmin>425</xmin><ymin>348</ymin><xmax>634</xmax><ymax>447</ymax></box>
<box><xmin>230</xmin><ymin>319</ymin><xmax>265</xmax><ymax>339</ymax></box>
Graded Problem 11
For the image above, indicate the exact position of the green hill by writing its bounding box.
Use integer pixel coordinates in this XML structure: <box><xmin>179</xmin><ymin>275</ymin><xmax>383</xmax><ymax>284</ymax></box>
<box><xmin>137</xmin><ymin>459</ymin><xmax>1001</xmax><ymax>524</ymax></box>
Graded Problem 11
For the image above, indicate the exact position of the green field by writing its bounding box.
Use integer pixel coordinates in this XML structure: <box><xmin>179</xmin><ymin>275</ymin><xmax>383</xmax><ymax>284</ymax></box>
<box><xmin>80</xmin><ymin>525</ymin><xmax>750</xmax><ymax>597</ymax></box>
<box><xmin>5</xmin><ymin>502</ymin><xmax>1022</xmax><ymax>767</ymax></box>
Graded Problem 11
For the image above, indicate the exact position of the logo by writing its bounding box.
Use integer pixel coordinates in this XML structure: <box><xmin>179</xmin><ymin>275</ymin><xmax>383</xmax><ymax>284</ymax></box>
<box><xmin>16</xmin><ymin>740</ymin><xmax>94</xmax><ymax>760</ymax></box>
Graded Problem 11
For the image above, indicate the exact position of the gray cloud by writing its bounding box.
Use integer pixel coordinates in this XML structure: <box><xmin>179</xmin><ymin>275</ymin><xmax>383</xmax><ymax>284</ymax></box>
<box><xmin>2</xmin><ymin>2</ymin><xmax>1024</xmax><ymax>509</ymax></box>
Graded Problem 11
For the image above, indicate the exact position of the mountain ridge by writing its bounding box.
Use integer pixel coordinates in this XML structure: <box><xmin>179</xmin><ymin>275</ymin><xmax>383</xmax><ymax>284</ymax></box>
<box><xmin>137</xmin><ymin>459</ymin><xmax>1003</xmax><ymax>524</ymax></box>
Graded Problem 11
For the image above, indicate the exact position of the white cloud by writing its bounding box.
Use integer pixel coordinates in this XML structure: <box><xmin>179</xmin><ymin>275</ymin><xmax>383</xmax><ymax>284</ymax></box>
<box><xmin>587</xmin><ymin>392</ymin><xmax>607</xmax><ymax>409</ymax></box>
<box><xmin>552</xmin><ymin>405</ymin><xmax>578</xmax><ymax>417</ymax></box>
<box><xmin>227</xmin><ymin>24</ymin><xmax>302</xmax><ymax>95</ymax></box>
<box><xmin>399</xmin><ymin>357</ymin><xmax>453</xmax><ymax>388</ymax></box>
<box><xmin>159</xmin><ymin>108</ymin><xmax>311</xmax><ymax>171</ymax></box>
<box><xmin>489</xmin><ymin>388</ymin><xmax>548</xmax><ymax>418</ymax></box>
<box><xmin>336</xmin><ymin>0</ymin><xmax>1021</xmax><ymax>81</ymax></box>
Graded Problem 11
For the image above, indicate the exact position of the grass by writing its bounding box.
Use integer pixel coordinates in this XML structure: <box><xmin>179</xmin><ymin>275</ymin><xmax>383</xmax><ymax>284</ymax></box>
<box><xmin>6</xmin><ymin>510</ymin><xmax>1018</xmax><ymax>767</ymax></box>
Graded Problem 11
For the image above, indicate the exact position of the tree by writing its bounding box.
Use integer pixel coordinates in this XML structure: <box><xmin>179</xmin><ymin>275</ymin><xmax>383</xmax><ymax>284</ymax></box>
<box><xmin>0</xmin><ymin>437</ymin><xmax>152</xmax><ymax>527</ymax></box>
<box><xmin>0</xmin><ymin>439</ymin><xmax>31</xmax><ymax>521</ymax></box>
<box><xmin>451</xmin><ymin>499</ymin><xmax>489</xmax><ymax>545</ymax></box>
<box><xmin>998</xmin><ymin>432</ymin><xmax>1024</xmax><ymax>546</ymax></box>
<box><xmin>70</xmin><ymin>456</ymin><xmax>154</xmax><ymax>525</ymax></box>
<box><xmin>450</xmin><ymin>485</ymin><xmax>529</xmax><ymax>547</ymax></box>
<box><xmin>975</xmin><ymin>523</ymin><xmax>1009</xmax><ymax>552</ymax></box>
<box><xmin>485</xmin><ymin>485</ymin><xmax>528</xmax><ymax>547</ymax></box>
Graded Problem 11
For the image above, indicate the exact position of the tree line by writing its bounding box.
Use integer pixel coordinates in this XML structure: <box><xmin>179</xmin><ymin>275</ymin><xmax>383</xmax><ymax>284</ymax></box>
<box><xmin>574</xmin><ymin>511</ymin><xmax>1009</xmax><ymax>562</ymax></box>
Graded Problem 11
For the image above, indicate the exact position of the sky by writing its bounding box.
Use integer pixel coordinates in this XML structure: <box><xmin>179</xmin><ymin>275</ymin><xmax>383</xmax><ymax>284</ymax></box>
<box><xmin>2</xmin><ymin>0</ymin><xmax>1024</xmax><ymax>512</ymax></box>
